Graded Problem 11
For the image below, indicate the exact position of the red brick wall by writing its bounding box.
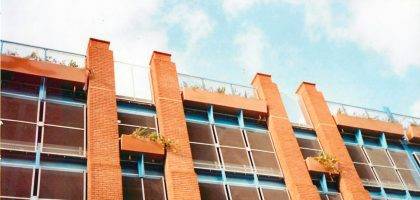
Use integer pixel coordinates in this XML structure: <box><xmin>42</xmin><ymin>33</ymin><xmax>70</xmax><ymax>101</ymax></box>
<box><xmin>149</xmin><ymin>51</ymin><xmax>201</xmax><ymax>200</ymax></box>
<box><xmin>252</xmin><ymin>73</ymin><xmax>320</xmax><ymax>200</ymax></box>
<box><xmin>86</xmin><ymin>38</ymin><xmax>123</xmax><ymax>200</ymax></box>
<box><xmin>296</xmin><ymin>82</ymin><xmax>370</xmax><ymax>200</ymax></box>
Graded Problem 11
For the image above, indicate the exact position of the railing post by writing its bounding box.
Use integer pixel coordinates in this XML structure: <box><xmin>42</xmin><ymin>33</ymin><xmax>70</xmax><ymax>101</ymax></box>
<box><xmin>383</xmin><ymin>106</ymin><xmax>395</xmax><ymax>122</ymax></box>
<box><xmin>43</xmin><ymin>48</ymin><xmax>48</xmax><ymax>61</ymax></box>
<box><xmin>201</xmin><ymin>78</ymin><xmax>206</xmax><ymax>90</ymax></box>
<box><xmin>1</xmin><ymin>40</ymin><xmax>4</xmax><ymax>54</ymax></box>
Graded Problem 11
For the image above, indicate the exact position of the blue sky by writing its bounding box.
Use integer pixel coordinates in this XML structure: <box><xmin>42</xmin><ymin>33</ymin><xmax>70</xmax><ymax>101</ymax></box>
<box><xmin>2</xmin><ymin>0</ymin><xmax>420</xmax><ymax>116</ymax></box>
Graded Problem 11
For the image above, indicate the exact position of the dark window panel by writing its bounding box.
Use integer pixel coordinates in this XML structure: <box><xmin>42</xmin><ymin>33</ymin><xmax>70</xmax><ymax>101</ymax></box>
<box><xmin>251</xmin><ymin>151</ymin><xmax>281</xmax><ymax>176</ymax></box>
<box><xmin>199</xmin><ymin>182</ymin><xmax>227</xmax><ymax>200</ymax></box>
<box><xmin>346</xmin><ymin>145</ymin><xmax>369</xmax><ymax>164</ymax></box>
<box><xmin>118</xmin><ymin>112</ymin><xmax>156</xmax><ymax>128</ymax></box>
<box><xmin>216</xmin><ymin>126</ymin><xmax>245</xmax><ymax>148</ymax></box>
<box><xmin>229</xmin><ymin>186</ymin><xmax>260</xmax><ymax>200</ymax></box>
<box><xmin>261</xmin><ymin>188</ymin><xmax>289</xmax><ymax>200</ymax></box>
<box><xmin>364</xmin><ymin>148</ymin><xmax>393</xmax><ymax>167</ymax></box>
<box><xmin>327</xmin><ymin>194</ymin><xmax>343</xmax><ymax>200</ymax></box>
<box><xmin>38</xmin><ymin>169</ymin><xmax>84</xmax><ymax>200</ymax></box>
<box><xmin>123</xmin><ymin>176</ymin><xmax>143</xmax><ymax>200</ymax></box>
<box><xmin>388</xmin><ymin>151</ymin><xmax>416</xmax><ymax>170</ymax></box>
<box><xmin>296</xmin><ymin>138</ymin><xmax>321</xmax><ymax>150</ymax></box>
<box><xmin>187</xmin><ymin>122</ymin><xmax>214</xmax><ymax>144</ymax></box>
<box><xmin>143</xmin><ymin>178</ymin><xmax>165</xmax><ymax>200</ymax></box>
<box><xmin>119</xmin><ymin>125</ymin><xmax>140</xmax><ymax>135</ymax></box>
<box><xmin>398</xmin><ymin>169</ymin><xmax>420</xmax><ymax>191</ymax></box>
<box><xmin>190</xmin><ymin>143</ymin><xmax>220</xmax><ymax>169</ymax></box>
<box><xmin>373</xmin><ymin>166</ymin><xmax>403</xmax><ymax>189</ymax></box>
<box><xmin>42</xmin><ymin>126</ymin><xmax>84</xmax><ymax>156</ymax></box>
<box><xmin>1</xmin><ymin>96</ymin><xmax>38</xmax><ymax>122</ymax></box>
<box><xmin>1</xmin><ymin>166</ymin><xmax>33</xmax><ymax>198</ymax></box>
<box><xmin>354</xmin><ymin>163</ymin><xmax>379</xmax><ymax>186</ymax></box>
<box><xmin>1</xmin><ymin>79</ymin><xmax>40</xmax><ymax>96</ymax></box>
<box><xmin>320</xmin><ymin>194</ymin><xmax>328</xmax><ymax>200</ymax></box>
<box><xmin>1</xmin><ymin>120</ymin><xmax>37</xmax><ymax>151</ymax></box>
<box><xmin>300</xmin><ymin>148</ymin><xmax>321</xmax><ymax>159</ymax></box>
<box><xmin>221</xmin><ymin>147</ymin><xmax>252</xmax><ymax>172</ymax></box>
<box><xmin>44</xmin><ymin>102</ymin><xmax>84</xmax><ymax>128</ymax></box>
<box><xmin>246</xmin><ymin>131</ymin><xmax>273</xmax><ymax>152</ymax></box>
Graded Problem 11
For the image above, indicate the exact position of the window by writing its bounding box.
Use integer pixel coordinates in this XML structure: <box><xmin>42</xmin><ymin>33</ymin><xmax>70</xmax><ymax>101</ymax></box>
<box><xmin>190</xmin><ymin>143</ymin><xmax>220</xmax><ymax>169</ymax></box>
<box><xmin>296</xmin><ymin>137</ymin><xmax>322</xmax><ymax>159</ymax></box>
<box><xmin>38</xmin><ymin>169</ymin><xmax>85</xmax><ymax>200</ymax></box>
<box><xmin>187</xmin><ymin>123</ymin><xmax>214</xmax><ymax>144</ymax></box>
<box><xmin>229</xmin><ymin>185</ymin><xmax>260</xmax><ymax>200</ymax></box>
<box><xmin>251</xmin><ymin>151</ymin><xmax>281</xmax><ymax>176</ymax></box>
<box><xmin>199</xmin><ymin>182</ymin><xmax>228</xmax><ymax>200</ymax></box>
<box><xmin>216</xmin><ymin>126</ymin><xmax>246</xmax><ymax>147</ymax></box>
<box><xmin>221</xmin><ymin>146</ymin><xmax>252</xmax><ymax>172</ymax></box>
<box><xmin>261</xmin><ymin>188</ymin><xmax>290</xmax><ymax>200</ymax></box>
<box><xmin>246</xmin><ymin>130</ymin><xmax>273</xmax><ymax>152</ymax></box>
<box><xmin>118</xmin><ymin>112</ymin><xmax>156</xmax><ymax>136</ymax></box>
<box><xmin>346</xmin><ymin>145</ymin><xmax>379</xmax><ymax>186</ymax></box>
<box><xmin>122</xmin><ymin>176</ymin><xmax>165</xmax><ymax>200</ymax></box>
<box><xmin>320</xmin><ymin>193</ymin><xmax>343</xmax><ymax>200</ymax></box>
<box><xmin>1</xmin><ymin>165</ymin><xmax>33</xmax><ymax>198</ymax></box>
<box><xmin>143</xmin><ymin>178</ymin><xmax>165</xmax><ymax>200</ymax></box>
<box><xmin>123</xmin><ymin>176</ymin><xmax>142</xmax><ymax>199</ymax></box>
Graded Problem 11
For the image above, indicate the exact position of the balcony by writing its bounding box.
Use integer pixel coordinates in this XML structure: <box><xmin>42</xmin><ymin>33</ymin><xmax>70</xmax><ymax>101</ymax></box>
<box><xmin>327</xmin><ymin>101</ymin><xmax>420</xmax><ymax>139</ymax></box>
<box><xmin>178</xmin><ymin>73</ymin><xmax>267</xmax><ymax>115</ymax></box>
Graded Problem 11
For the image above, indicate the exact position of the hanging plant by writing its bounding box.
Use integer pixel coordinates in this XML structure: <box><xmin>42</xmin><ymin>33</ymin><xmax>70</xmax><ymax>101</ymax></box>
<box><xmin>130</xmin><ymin>127</ymin><xmax>175</xmax><ymax>151</ymax></box>
<box><xmin>216</xmin><ymin>86</ymin><xmax>226</xmax><ymax>94</ymax></box>
<box><xmin>68</xmin><ymin>59</ymin><xmax>79</xmax><ymax>68</ymax></box>
<box><xmin>313</xmin><ymin>152</ymin><xmax>340</xmax><ymax>175</ymax></box>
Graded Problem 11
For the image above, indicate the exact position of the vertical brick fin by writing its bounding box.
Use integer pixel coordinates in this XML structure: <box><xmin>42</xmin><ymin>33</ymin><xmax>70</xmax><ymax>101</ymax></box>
<box><xmin>252</xmin><ymin>73</ymin><xmax>320</xmax><ymax>200</ymax></box>
<box><xmin>149</xmin><ymin>51</ymin><xmax>201</xmax><ymax>200</ymax></box>
<box><xmin>296</xmin><ymin>82</ymin><xmax>371</xmax><ymax>200</ymax></box>
<box><xmin>86</xmin><ymin>38</ymin><xmax>123</xmax><ymax>200</ymax></box>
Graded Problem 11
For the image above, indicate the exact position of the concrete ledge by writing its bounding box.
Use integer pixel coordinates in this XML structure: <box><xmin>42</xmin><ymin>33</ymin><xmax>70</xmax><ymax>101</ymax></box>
<box><xmin>305</xmin><ymin>157</ymin><xmax>339</xmax><ymax>175</ymax></box>
<box><xmin>1</xmin><ymin>55</ymin><xmax>87</xmax><ymax>83</ymax></box>
<box><xmin>334</xmin><ymin>114</ymin><xmax>404</xmax><ymax>138</ymax></box>
<box><xmin>407</xmin><ymin>125</ymin><xmax>420</xmax><ymax>143</ymax></box>
<box><xmin>120</xmin><ymin>134</ymin><xmax>164</xmax><ymax>156</ymax></box>
<box><xmin>181</xmin><ymin>88</ymin><xmax>267</xmax><ymax>115</ymax></box>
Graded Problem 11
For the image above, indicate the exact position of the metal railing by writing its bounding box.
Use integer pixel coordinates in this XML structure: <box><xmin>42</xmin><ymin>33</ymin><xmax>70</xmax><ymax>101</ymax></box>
<box><xmin>178</xmin><ymin>73</ymin><xmax>259</xmax><ymax>99</ymax></box>
<box><xmin>1</xmin><ymin>40</ymin><xmax>86</xmax><ymax>68</ymax></box>
<box><xmin>327</xmin><ymin>101</ymin><xmax>420</xmax><ymax>129</ymax></box>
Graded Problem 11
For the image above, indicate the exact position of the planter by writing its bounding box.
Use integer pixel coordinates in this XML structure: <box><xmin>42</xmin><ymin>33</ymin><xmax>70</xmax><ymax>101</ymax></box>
<box><xmin>407</xmin><ymin>125</ymin><xmax>420</xmax><ymax>143</ymax></box>
<box><xmin>120</xmin><ymin>134</ymin><xmax>164</xmax><ymax>156</ymax></box>
<box><xmin>305</xmin><ymin>157</ymin><xmax>339</xmax><ymax>175</ymax></box>
<box><xmin>333</xmin><ymin>114</ymin><xmax>404</xmax><ymax>138</ymax></box>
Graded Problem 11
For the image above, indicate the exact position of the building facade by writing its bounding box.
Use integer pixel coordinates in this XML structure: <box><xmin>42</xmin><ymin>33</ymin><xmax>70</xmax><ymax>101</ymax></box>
<box><xmin>1</xmin><ymin>38</ymin><xmax>419</xmax><ymax>200</ymax></box>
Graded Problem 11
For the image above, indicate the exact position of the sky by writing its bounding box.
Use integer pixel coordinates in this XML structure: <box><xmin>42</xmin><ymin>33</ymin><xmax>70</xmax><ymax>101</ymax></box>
<box><xmin>1</xmin><ymin>0</ymin><xmax>420</xmax><ymax>117</ymax></box>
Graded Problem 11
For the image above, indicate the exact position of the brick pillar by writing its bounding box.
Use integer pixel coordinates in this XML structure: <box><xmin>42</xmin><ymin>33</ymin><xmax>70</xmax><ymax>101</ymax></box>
<box><xmin>252</xmin><ymin>73</ymin><xmax>320</xmax><ymax>200</ymax></box>
<box><xmin>149</xmin><ymin>51</ymin><xmax>201</xmax><ymax>200</ymax></box>
<box><xmin>86</xmin><ymin>38</ymin><xmax>123</xmax><ymax>200</ymax></box>
<box><xmin>296</xmin><ymin>82</ymin><xmax>370</xmax><ymax>200</ymax></box>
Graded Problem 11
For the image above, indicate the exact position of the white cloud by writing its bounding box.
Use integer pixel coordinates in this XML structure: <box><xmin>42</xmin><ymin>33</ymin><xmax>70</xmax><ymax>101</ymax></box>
<box><xmin>411</xmin><ymin>100</ymin><xmax>420</xmax><ymax>117</ymax></box>
<box><xmin>234</xmin><ymin>25</ymin><xmax>268</xmax><ymax>74</ymax></box>
<box><xmin>303</xmin><ymin>0</ymin><xmax>420</xmax><ymax>74</ymax></box>
<box><xmin>1</xmin><ymin>0</ymin><xmax>168</xmax><ymax>65</ymax></box>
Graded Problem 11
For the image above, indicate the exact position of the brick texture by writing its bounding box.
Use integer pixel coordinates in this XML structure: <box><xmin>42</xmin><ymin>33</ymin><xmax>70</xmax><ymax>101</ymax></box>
<box><xmin>149</xmin><ymin>51</ymin><xmax>201</xmax><ymax>200</ymax></box>
<box><xmin>296</xmin><ymin>82</ymin><xmax>370</xmax><ymax>200</ymax></box>
<box><xmin>86</xmin><ymin>38</ymin><xmax>123</xmax><ymax>200</ymax></box>
<box><xmin>252</xmin><ymin>73</ymin><xmax>320</xmax><ymax>200</ymax></box>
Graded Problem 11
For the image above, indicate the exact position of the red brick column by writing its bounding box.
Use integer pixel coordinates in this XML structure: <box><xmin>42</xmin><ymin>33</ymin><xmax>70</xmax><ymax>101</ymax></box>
<box><xmin>252</xmin><ymin>73</ymin><xmax>320</xmax><ymax>200</ymax></box>
<box><xmin>296</xmin><ymin>82</ymin><xmax>370</xmax><ymax>200</ymax></box>
<box><xmin>86</xmin><ymin>38</ymin><xmax>123</xmax><ymax>200</ymax></box>
<box><xmin>149</xmin><ymin>51</ymin><xmax>201</xmax><ymax>200</ymax></box>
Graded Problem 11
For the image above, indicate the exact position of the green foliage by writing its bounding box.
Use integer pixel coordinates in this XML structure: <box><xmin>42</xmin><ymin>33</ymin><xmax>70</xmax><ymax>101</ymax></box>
<box><xmin>69</xmin><ymin>59</ymin><xmax>79</xmax><ymax>68</ymax></box>
<box><xmin>216</xmin><ymin>86</ymin><xmax>226</xmax><ymax>94</ymax></box>
<box><xmin>131</xmin><ymin>127</ymin><xmax>175</xmax><ymax>151</ymax></box>
<box><xmin>26</xmin><ymin>51</ymin><xmax>41</xmax><ymax>61</ymax></box>
<box><xmin>313</xmin><ymin>152</ymin><xmax>340</xmax><ymax>175</ymax></box>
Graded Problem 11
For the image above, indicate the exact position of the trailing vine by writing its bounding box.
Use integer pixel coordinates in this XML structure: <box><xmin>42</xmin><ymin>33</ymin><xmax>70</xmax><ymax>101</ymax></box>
<box><xmin>130</xmin><ymin>127</ymin><xmax>175</xmax><ymax>151</ymax></box>
<box><xmin>313</xmin><ymin>152</ymin><xmax>340</xmax><ymax>175</ymax></box>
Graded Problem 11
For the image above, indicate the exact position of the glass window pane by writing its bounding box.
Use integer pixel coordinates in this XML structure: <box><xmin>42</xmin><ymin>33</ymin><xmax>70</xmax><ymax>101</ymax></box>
<box><xmin>261</xmin><ymin>188</ymin><xmax>289</xmax><ymax>200</ymax></box>
<box><xmin>1</xmin><ymin>96</ymin><xmax>38</xmax><ymax>122</ymax></box>
<box><xmin>221</xmin><ymin>147</ymin><xmax>252</xmax><ymax>172</ymax></box>
<box><xmin>354</xmin><ymin>163</ymin><xmax>378</xmax><ymax>186</ymax></box>
<box><xmin>190</xmin><ymin>143</ymin><xmax>220</xmax><ymax>169</ymax></box>
<box><xmin>251</xmin><ymin>151</ymin><xmax>281</xmax><ymax>176</ymax></box>
<box><xmin>45</xmin><ymin>102</ymin><xmax>84</xmax><ymax>128</ymax></box>
<box><xmin>199</xmin><ymin>182</ymin><xmax>227</xmax><ymax>200</ymax></box>
<box><xmin>320</xmin><ymin>194</ymin><xmax>328</xmax><ymax>200</ymax></box>
<box><xmin>346</xmin><ymin>145</ymin><xmax>369</xmax><ymax>163</ymax></box>
<box><xmin>398</xmin><ymin>169</ymin><xmax>420</xmax><ymax>191</ymax></box>
<box><xmin>1</xmin><ymin>166</ymin><xmax>33</xmax><ymax>198</ymax></box>
<box><xmin>373</xmin><ymin>166</ymin><xmax>403</xmax><ymax>189</ymax></box>
<box><xmin>118</xmin><ymin>112</ymin><xmax>156</xmax><ymax>128</ymax></box>
<box><xmin>216</xmin><ymin>126</ymin><xmax>245</xmax><ymax>147</ymax></box>
<box><xmin>229</xmin><ymin>186</ymin><xmax>260</xmax><ymax>200</ymax></box>
<box><xmin>388</xmin><ymin>151</ymin><xmax>415</xmax><ymax>170</ymax></box>
<box><xmin>364</xmin><ymin>148</ymin><xmax>393</xmax><ymax>167</ymax></box>
<box><xmin>296</xmin><ymin>138</ymin><xmax>321</xmax><ymax>150</ymax></box>
<box><xmin>246</xmin><ymin>131</ymin><xmax>273</xmax><ymax>151</ymax></box>
<box><xmin>42</xmin><ymin>126</ymin><xmax>84</xmax><ymax>156</ymax></box>
<box><xmin>187</xmin><ymin>122</ymin><xmax>214</xmax><ymax>144</ymax></box>
<box><xmin>39</xmin><ymin>169</ymin><xmax>84</xmax><ymax>200</ymax></box>
<box><xmin>327</xmin><ymin>194</ymin><xmax>343</xmax><ymax>200</ymax></box>
<box><xmin>300</xmin><ymin>148</ymin><xmax>321</xmax><ymax>159</ymax></box>
<box><xmin>143</xmin><ymin>178</ymin><xmax>165</xmax><ymax>200</ymax></box>
<box><xmin>1</xmin><ymin>120</ymin><xmax>36</xmax><ymax>151</ymax></box>
<box><xmin>119</xmin><ymin>125</ymin><xmax>139</xmax><ymax>135</ymax></box>
<box><xmin>123</xmin><ymin>176</ymin><xmax>142</xmax><ymax>200</ymax></box>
